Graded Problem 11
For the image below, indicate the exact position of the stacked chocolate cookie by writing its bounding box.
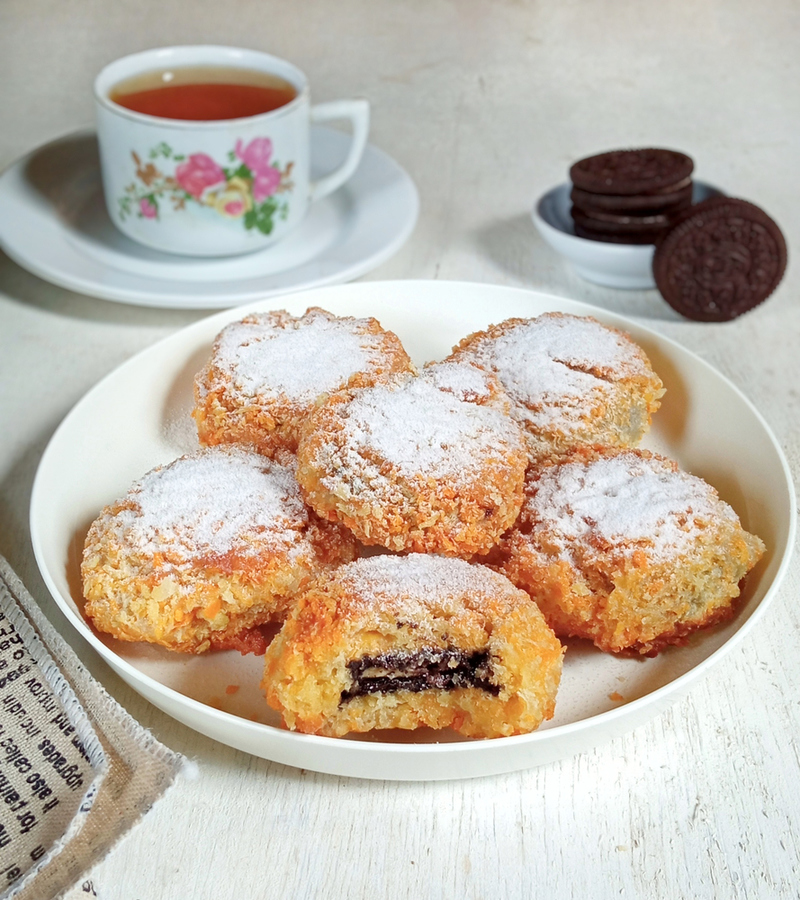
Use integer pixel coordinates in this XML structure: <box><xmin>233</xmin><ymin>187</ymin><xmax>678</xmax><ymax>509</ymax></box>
<box><xmin>565</xmin><ymin>146</ymin><xmax>788</xmax><ymax>321</ymax></box>
<box><xmin>570</xmin><ymin>148</ymin><xmax>694</xmax><ymax>244</ymax></box>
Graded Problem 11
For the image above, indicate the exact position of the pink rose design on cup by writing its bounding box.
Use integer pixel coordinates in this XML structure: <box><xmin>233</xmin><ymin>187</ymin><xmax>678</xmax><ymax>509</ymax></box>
<box><xmin>119</xmin><ymin>139</ymin><xmax>294</xmax><ymax>235</ymax></box>
<box><xmin>175</xmin><ymin>153</ymin><xmax>227</xmax><ymax>199</ymax></box>
<box><xmin>139</xmin><ymin>197</ymin><xmax>157</xmax><ymax>219</ymax></box>
<box><xmin>235</xmin><ymin>138</ymin><xmax>282</xmax><ymax>201</ymax></box>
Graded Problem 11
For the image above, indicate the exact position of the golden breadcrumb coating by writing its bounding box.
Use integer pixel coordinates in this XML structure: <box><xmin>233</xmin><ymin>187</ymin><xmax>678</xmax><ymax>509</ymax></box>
<box><xmin>295</xmin><ymin>362</ymin><xmax>528</xmax><ymax>556</ymax></box>
<box><xmin>446</xmin><ymin>312</ymin><xmax>665</xmax><ymax>462</ymax></box>
<box><xmin>262</xmin><ymin>554</ymin><xmax>564</xmax><ymax>738</ymax></box>
<box><xmin>81</xmin><ymin>446</ymin><xmax>357</xmax><ymax>654</ymax></box>
<box><xmin>193</xmin><ymin>306</ymin><xmax>416</xmax><ymax>458</ymax></box>
<box><xmin>491</xmin><ymin>446</ymin><xmax>765</xmax><ymax>656</ymax></box>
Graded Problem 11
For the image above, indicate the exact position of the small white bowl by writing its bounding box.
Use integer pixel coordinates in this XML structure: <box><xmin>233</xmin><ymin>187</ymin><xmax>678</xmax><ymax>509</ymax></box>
<box><xmin>532</xmin><ymin>180</ymin><xmax>722</xmax><ymax>290</ymax></box>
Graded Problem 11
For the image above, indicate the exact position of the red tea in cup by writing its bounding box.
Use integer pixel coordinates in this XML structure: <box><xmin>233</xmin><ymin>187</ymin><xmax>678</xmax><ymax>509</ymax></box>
<box><xmin>109</xmin><ymin>65</ymin><xmax>297</xmax><ymax>121</ymax></box>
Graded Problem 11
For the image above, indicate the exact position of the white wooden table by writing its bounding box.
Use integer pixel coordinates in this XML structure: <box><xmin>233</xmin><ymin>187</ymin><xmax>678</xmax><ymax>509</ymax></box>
<box><xmin>1</xmin><ymin>2</ymin><xmax>799</xmax><ymax>897</ymax></box>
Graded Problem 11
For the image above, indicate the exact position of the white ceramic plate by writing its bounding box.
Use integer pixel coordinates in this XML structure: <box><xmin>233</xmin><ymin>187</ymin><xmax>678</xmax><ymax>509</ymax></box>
<box><xmin>0</xmin><ymin>128</ymin><xmax>418</xmax><ymax>309</ymax></box>
<box><xmin>532</xmin><ymin>181</ymin><xmax>721</xmax><ymax>290</ymax></box>
<box><xmin>30</xmin><ymin>281</ymin><xmax>794</xmax><ymax>780</ymax></box>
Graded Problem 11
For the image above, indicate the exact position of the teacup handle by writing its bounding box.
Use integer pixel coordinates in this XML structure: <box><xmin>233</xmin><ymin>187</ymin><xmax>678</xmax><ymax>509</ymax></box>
<box><xmin>309</xmin><ymin>99</ymin><xmax>370</xmax><ymax>202</ymax></box>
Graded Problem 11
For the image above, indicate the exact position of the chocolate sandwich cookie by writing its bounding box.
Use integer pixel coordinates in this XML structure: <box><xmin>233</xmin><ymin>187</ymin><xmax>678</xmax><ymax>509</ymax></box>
<box><xmin>570</xmin><ymin>182</ymin><xmax>694</xmax><ymax>214</ymax></box>
<box><xmin>572</xmin><ymin>220</ymin><xmax>670</xmax><ymax>245</ymax></box>
<box><xmin>573</xmin><ymin>226</ymin><xmax>664</xmax><ymax>245</ymax></box>
<box><xmin>653</xmin><ymin>197</ymin><xmax>787</xmax><ymax>322</ymax></box>
<box><xmin>570</xmin><ymin>148</ymin><xmax>694</xmax><ymax>196</ymax></box>
<box><xmin>576</xmin><ymin>207</ymin><xmax>673</xmax><ymax>228</ymax></box>
<box><xmin>568</xmin><ymin>148</ymin><xmax>695</xmax><ymax>244</ymax></box>
<box><xmin>572</xmin><ymin>205</ymin><xmax>673</xmax><ymax>235</ymax></box>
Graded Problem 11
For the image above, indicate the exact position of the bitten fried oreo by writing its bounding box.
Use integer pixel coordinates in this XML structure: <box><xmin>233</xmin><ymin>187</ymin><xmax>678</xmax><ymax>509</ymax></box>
<box><xmin>262</xmin><ymin>554</ymin><xmax>564</xmax><ymax>738</ymax></box>
<box><xmin>570</xmin><ymin>148</ymin><xmax>694</xmax><ymax>196</ymax></box>
<box><xmin>653</xmin><ymin>197</ymin><xmax>787</xmax><ymax>322</ymax></box>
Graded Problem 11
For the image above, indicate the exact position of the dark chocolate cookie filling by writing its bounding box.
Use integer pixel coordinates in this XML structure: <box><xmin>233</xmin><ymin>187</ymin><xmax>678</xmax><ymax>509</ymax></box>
<box><xmin>340</xmin><ymin>647</ymin><xmax>499</xmax><ymax>703</ymax></box>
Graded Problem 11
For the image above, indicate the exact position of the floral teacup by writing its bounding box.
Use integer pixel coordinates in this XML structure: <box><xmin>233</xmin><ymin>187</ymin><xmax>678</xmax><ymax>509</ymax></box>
<box><xmin>94</xmin><ymin>46</ymin><xmax>370</xmax><ymax>256</ymax></box>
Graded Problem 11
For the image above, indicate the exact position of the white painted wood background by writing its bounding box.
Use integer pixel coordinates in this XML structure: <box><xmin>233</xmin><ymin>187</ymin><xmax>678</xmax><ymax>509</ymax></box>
<box><xmin>1</xmin><ymin>1</ymin><xmax>798</xmax><ymax>897</ymax></box>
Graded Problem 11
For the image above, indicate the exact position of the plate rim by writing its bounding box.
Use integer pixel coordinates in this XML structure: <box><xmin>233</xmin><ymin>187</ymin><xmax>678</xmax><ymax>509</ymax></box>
<box><xmin>0</xmin><ymin>127</ymin><xmax>419</xmax><ymax>309</ymax></box>
<box><xmin>29</xmin><ymin>280</ymin><xmax>797</xmax><ymax>778</ymax></box>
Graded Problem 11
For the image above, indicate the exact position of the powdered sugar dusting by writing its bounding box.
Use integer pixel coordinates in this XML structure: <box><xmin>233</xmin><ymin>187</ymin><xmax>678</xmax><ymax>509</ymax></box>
<box><xmin>529</xmin><ymin>452</ymin><xmax>737</xmax><ymax>563</ymax></box>
<box><xmin>339</xmin><ymin>554</ymin><xmax>521</xmax><ymax>615</ymax></box>
<box><xmin>460</xmin><ymin>314</ymin><xmax>651</xmax><ymax>419</ymax></box>
<box><xmin>422</xmin><ymin>361</ymin><xmax>497</xmax><ymax>403</ymax></box>
<box><xmin>215</xmin><ymin>310</ymin><xmax>386</xmax><ymax>402</ymax></box>
<box><xmin>109</xmin><ymin>447</ymin><xmax>309</xmax><ymax>562</ymax></box>
<box><xmin>335</xmin><ymin>374</ymin><xmax>523</xmax><ymax>480</ymax></box>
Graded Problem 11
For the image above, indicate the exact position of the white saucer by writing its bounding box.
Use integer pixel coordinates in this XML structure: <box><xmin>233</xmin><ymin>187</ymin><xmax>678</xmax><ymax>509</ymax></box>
<box><xmin>0</xmin><ymin>128</ymin><xmax>419</xmax><ymax>309</ymax></box>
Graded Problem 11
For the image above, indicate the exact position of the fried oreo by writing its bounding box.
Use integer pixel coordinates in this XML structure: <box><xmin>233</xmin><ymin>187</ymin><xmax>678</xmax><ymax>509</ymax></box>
<box><xmin>493</xmin><ymin>447</ymin><xmax>765</xmax><ymax>656</ymax></box>
<box><xmin>652</xmin><ymin>197</ymin><xmax>787</xmax><ymax>322</ymax></box>
<box><xmin>445</xmin><ymin>312</ymin><xmax>665</xmax><ymax>462</ymax></box>
<box><xmin>262</xmin><ymin>554</ymin><xmax>564</xmax><ymax>738</ymax></box>
<box><xmin>81</xmin><ymin>446</ymin><xmax>357</xmax><ymax>654</ymax></box>
<box><xmin>193</xmin><ymin>307</ymin><xmax>416</xmax><ymax>458</ymax></box>
<box><xmin>295</xmin><ymin>363</ymin><xmax>528</xmax><ymax>556</ymax></box>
